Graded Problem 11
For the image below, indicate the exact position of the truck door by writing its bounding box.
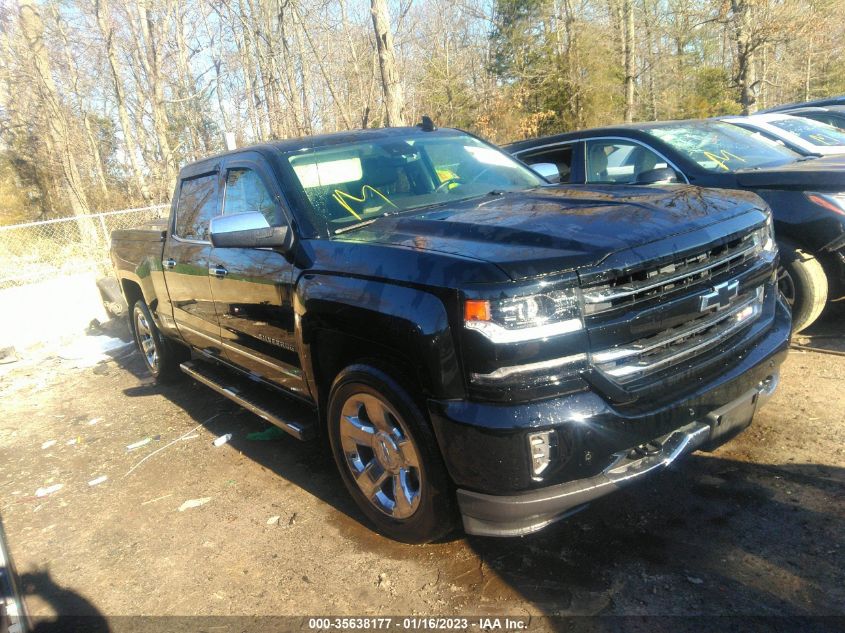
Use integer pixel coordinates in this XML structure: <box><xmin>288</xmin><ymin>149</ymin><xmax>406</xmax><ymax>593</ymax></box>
<box><xmin>208</xmin><ymin>155</ymin><xmax>308</xmax><ymax>397</ymax></box>
<box><xmin>162</xmin><ymin>170</ymin><xmax>224</xmax><ymax>357</ymax></box>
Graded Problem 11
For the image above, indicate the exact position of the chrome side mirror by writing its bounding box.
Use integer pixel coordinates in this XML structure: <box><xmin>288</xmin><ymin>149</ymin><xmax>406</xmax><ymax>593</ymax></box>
<box><xmin>210</xmin><ymin>212</ymin><xmax>291</xmax><ymax>250</ymax></box>
<box><xmin>530</xmin><ymin>162</ymin><xmax>562</xmax><ymax>183</ymax></box>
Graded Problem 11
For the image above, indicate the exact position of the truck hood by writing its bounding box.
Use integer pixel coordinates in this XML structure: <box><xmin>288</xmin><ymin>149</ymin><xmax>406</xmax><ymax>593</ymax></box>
<box><xmin>735</xmin><ymin>155</ymin><xmax>845</xmax><ymax>190</ymax></box>
<box><xmin>338</xmin><ymin>184</ymin><xmax>764</xmax><ymax>281</ymax></box>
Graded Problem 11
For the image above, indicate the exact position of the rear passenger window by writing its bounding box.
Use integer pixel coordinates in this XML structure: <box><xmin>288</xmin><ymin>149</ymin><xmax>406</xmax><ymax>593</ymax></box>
<box><xmin>518</xmin><ymin>145</ymin><xmax>573</xmax><ymax>183</ymax></box>
<box><xmin>175</xmin><ymin>174</ymin><xmax>217</xmax><ymax>241</ymax></box>
<box><xmin>223</xmin><ymin>168</ymin><xmax>279</xmax><ymax>226</ymax></box>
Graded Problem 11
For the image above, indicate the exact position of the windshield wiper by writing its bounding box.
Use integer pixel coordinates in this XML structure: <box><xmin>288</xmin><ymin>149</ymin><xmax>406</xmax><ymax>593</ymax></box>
<box><xmin>336</xmin><ymin>191</ymin><xmax>512</xmax><ymax>232</ymax></box>
<box><xmin>333</xmin><ymin>218</ymin><xmax>381</xmax><ymax>235</ymax></box>
<box><xmin>397</xmin><ymin>190</ymin><xmax>509</xmax><ymax>215</ymax></box>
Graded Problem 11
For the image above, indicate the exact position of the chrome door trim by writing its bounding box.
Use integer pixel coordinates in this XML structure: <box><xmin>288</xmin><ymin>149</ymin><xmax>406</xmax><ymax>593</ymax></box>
<box><xmin>178</xmin><ymin>323</ymin><xmax>303</xmax><ymax>378</ymax></box>
<box><xmin>170</xmin><ymin>234</ymin><xmax>212</xmax><ymax>245</ymax></box>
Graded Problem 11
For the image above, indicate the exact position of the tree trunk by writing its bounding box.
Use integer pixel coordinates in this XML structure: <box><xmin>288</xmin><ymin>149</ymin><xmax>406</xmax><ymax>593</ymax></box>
<box><xmin>94</xmin><ymin>0</ymin><xmax>152</xmax><ymax>201</ymax></box>
<box><xmin>52</xmin><ymin>2</ymin><xmax>109</xmax><ymax>201</ymax></box>
<box><xmin>18</xmin><ymin>0</ymin><xmax>97</xmax><ymax>242</ymax></box>
<box><xmin>370</xmin><ymin>0</ymin><xmax>405</xmax><ymax>126</ymax></box>
<box><xmin>622</xmin><ymin>0</ymin><xmax>635</xmax><ymax>122</ymax></box>
<box><xmin>732</xmin><ymin>0</ymin><xmax>757</xmax><ymax>114</ymax></box>
<box><xmin>804</xmin><ymin>41</ymin><xmax>812</xmax><ymax>101</ymax></box>
<box><xmin>131</xmin><ymin>1</ymin><xmax>175</xmax><ymax>188</ymax></box>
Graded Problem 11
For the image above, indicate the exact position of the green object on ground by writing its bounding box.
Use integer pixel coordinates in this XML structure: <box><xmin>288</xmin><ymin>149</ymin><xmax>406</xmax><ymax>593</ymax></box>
<box><xmin>246</xmin><ymin>426</ymin><xmax>287</xmax><ymax>441</ymax></box>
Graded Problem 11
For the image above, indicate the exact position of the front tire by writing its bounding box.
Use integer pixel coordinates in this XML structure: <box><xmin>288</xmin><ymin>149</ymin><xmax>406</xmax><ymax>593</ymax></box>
<box><xmin>131</xmin><ymin>300</ymin><xmax>187</xmax><ymax>382</ymax></box>
<box><xmin>777</xmin><ymin>241</ymin><xmax>828</xmax><ymax>333</ymax></box>
<box><xmin>327</xmin><ymin>364</ymin><xmax>456</xmax><ymax>543</ymax></box>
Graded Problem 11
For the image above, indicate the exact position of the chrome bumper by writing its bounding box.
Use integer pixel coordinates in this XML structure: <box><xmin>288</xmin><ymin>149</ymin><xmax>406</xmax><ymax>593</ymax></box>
<box><xmin>457</xmin><ymin>375</ymin><xmax>778</xmax><ymax>537</ymax></box>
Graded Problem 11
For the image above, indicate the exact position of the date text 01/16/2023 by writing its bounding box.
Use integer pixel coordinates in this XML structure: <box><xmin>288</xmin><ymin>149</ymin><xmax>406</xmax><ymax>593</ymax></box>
<box><xmin>307</xmin><ymin>617</ymin><xmax>529</xmax><ymax>630</ymax></box>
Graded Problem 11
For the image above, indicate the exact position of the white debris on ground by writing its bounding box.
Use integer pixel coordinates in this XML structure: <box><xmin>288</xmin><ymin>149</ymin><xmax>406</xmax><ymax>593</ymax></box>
<box><xmin>35</xmin><ymin>484</ymin><xmax>63</xmax><ymax>498</ymax></box>
<box><xmin>178</xmin><ymin>497</ymin><xmax>212</xmax><ymax>512</ymax></box>
<box><xmin>126</xmin><ymin>438</ymin><xmax>151</xmax><ymax>451</ymax></box>
<box><xmin>57</xmin><ymin>335</ymin><xmax>133</xmax><ymax>368</ymax></box>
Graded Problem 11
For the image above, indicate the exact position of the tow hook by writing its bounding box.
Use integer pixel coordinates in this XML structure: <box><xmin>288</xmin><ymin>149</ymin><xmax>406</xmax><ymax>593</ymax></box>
<box><xmin>630</xmin><ymin>440</ymin><xmax>663</xmax><ymax>458</ymax></box>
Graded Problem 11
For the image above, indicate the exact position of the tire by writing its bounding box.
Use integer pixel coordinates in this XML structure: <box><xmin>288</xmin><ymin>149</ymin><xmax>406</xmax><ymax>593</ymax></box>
<box><xmin>327</xmin><ymin>364</ymin><xmax>456</xmax><ymax>543</ymax></box>
<box><xmin>131</xmin><ymin>300</ymin><xmax>187</xmax><ymax>382</ymax></box>
<box><xmin>777</xmin><ymin>241</ymin><xmax>828</xmax><ymax>333</ymax></box>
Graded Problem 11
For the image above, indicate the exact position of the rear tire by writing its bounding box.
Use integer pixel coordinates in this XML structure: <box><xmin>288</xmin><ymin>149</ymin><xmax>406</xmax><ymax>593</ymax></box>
<box><xmin>777</xmin><ymin>241</ymin><xmax>828</xmax><ymax>333</ymax></box>
<box><xmin>131</xmin><ymin>300</ymin><xmax>187</xmax><ymax>382</ymax></box>
<box><xmin>327</xmin><ymin>364</ymin><xmax>456</xmax><ymax>543</ymax></box>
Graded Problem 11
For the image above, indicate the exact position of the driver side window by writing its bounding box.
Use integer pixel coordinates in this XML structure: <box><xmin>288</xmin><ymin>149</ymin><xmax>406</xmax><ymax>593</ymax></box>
<box><xmin>585</xmin><ymin>140</ymin><xmax>670</xmax><ymax>184</ymax></box>
<box><xmin>223</xmin><ymin>168</ymin><xmax>279</xmax><ymax>226</ymax></box>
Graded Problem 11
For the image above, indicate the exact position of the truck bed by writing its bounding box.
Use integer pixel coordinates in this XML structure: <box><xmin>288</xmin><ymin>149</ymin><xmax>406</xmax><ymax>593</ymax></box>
<box><xmin>111</xmin><ymin>219</ymin><xmax>167</xmax><ymax>243</ymax></box>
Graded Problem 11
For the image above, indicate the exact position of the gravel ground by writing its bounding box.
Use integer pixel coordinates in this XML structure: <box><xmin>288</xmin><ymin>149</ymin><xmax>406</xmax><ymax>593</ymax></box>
<box><xmin>0</xmin><ymin>312</ymin><xmax>843</xmax><ymax>631</ymax></box>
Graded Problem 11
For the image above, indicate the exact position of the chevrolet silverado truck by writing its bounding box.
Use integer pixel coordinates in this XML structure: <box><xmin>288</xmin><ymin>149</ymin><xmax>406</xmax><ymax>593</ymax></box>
<box><xmin>110</xmin><ymin>124</ymin><xmax>791</xmax><ymax>543</ymax></box>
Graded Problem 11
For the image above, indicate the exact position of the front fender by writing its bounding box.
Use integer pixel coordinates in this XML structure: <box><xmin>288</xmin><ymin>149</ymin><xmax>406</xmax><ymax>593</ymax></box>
<box><xmin>296</xmin><ymin>274</ymin><xmax>464</xmax><ymax>400</ymax></box>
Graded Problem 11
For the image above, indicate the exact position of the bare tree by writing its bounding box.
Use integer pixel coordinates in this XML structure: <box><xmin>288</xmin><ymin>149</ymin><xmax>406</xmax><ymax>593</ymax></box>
<box><xmin>94</xmin><ymin>0</ymin><xmax>152</xmax><ymax>201</ymax></box>
<box><xmin>370</xmin><ymin>0</ymin><xmax>405</xmax><ymax>126</ymax></box>
<box><xmin>17</xmin><ymin>0</ymin><xmax>96</xmax><ymax>239</ymax></box>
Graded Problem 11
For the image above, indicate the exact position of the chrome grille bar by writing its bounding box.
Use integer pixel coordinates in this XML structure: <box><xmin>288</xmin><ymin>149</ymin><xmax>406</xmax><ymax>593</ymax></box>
<box><xmin>583</xmin><ymin>233</ymin><xmax>757</xmax><ymax>311</ymax></box>
<box><xmin>593</xmin><ymin>286</ymin><xmax>764</xmax><ymax>383</ymax></box>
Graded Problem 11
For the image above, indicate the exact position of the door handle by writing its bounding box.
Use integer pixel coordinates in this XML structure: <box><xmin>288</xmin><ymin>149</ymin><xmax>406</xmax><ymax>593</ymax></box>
<box><xmin>209</xmin><ymin>265</ymin><xmax>228</xmax><ymax>278</ymax></box>
<box><xmin>162</xmin><ymin>258</ymin><xmax>176</xmax><ymax>270</ymax></box>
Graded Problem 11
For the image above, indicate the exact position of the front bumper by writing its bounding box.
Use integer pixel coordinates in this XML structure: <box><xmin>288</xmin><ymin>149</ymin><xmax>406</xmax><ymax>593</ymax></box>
<box><xmin>456</xmin><ymin>377</ymin><xmax>777</xmax><ymax>537</ymax></box>
<box><xmin>428</xmin><ymin>296</ymin><xmax>791</xmax><ymax>537</ymax></box>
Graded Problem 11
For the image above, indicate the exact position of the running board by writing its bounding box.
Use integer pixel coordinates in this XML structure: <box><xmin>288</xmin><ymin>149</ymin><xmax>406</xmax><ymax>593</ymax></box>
<box><xmin>180</xmin><ymin>360</ymin><xmax>317</xmax><ymax>441</ymax></box>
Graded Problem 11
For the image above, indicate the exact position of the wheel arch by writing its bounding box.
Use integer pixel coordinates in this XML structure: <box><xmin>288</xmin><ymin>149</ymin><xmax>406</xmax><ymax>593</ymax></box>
<box><xmin>296</xmin><ymin>274</ymin><xmax>466</xmax><ymax>427</ymax></box>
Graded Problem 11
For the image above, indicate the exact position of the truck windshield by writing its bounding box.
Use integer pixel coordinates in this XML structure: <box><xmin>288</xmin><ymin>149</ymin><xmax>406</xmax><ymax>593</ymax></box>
<box><xmin>286</xmin><ymin>133</ymin><xmax>544</xmax><ymax>232</ymax></box>
<box><xmin>643</xmin><ymin>121</ymin><xmax>800</xmax><ymax>172</ymax></box>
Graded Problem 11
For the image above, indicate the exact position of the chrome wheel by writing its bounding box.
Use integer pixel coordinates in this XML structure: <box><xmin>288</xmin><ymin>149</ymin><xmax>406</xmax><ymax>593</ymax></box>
<box><xmin>135</xmin><ymin>309</ymin><xmax>158</xmax><ymax>371</ymax></box>
<box><xmin>339</xmin><ymin>392</ymin><xmax>422</xmax><ymax>519</ymax></box>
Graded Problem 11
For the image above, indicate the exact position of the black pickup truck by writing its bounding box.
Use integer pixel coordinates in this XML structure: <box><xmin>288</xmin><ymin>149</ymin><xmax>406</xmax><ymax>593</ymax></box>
<box><xmin>111</xmin><ymin>125</ymin><xmax>791</xmax><ymax>542</ymax></box>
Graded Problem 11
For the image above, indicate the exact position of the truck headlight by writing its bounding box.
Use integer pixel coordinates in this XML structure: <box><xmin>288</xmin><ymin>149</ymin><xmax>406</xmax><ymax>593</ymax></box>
<box><xmin>752</xmin><ymin>215</ymin><xmax>776</xmax><ymax>255</ymax></box>
<box><xmin>464</xmin><ymin>288</ymin><xmax>582</xmax><ymax>344</ymax></box>
<box><xmin>806</xmin><ymin>192</ymin><xmax>845</xmax><ymax>217</ymax></box>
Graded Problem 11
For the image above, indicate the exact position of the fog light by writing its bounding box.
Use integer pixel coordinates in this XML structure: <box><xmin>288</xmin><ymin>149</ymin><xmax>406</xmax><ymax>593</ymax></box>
<box><xmin>528</xmin><ymin>430</ymin><xmax>554</xmax><ymax>477</ymax></box>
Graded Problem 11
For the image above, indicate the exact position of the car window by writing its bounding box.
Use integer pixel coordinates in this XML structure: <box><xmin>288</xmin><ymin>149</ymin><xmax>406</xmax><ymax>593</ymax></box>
<box><xmin>644</xmin><ymin>121</ymin><xmax>799</xmax><ymax>172</ymax></box>
<box><xmin>287</xmin><ymin>133</ymin><xmax>543</xmax><ymax>232</ymax></box>
<box><xmin>174</xmin><ymin>173</ymin><xmax>217</xmax><ymax>241</ymax></box>
<box><xmin>767</xmin><ymin>117</ymin><xmax>845</xmax><ymax>147</ymax></box>
<box><xmin>223</xmin><ymin>168</ymin><xmax>279</xmax><ymax>226</ymax></box>
<box><xmin>805</xmin><ymin>114</ymin><xmax>844</xmax><ymax>130</ymax></box>
<box><xmin>813</xmin><ymin>115</ymin><xmax>845</xmax><ymax>132</ymax></box>
<box><xmin>518</xmin><ymin>145</ymin><xmax>574</xmax><ymax>183</ymax></box>
<box><xmin>585</xmin><ymin>140</ymin><xmax>670</xmax><ymax>184</ymax></box>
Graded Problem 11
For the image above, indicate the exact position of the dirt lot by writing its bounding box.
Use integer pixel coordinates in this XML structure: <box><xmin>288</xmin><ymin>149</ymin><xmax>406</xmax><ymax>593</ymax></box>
<box><xmin>1</xmin><ymin>311</ymin><xmax>843</xmax><ymax>630</ymax></box>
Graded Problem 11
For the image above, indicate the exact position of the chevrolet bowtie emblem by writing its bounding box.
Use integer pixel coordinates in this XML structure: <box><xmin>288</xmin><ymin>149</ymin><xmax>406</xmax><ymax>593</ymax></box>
<box><xmin>700</xmin><ymin>280</ymin><xmax>739</xmax><ymax>312</ymax></box>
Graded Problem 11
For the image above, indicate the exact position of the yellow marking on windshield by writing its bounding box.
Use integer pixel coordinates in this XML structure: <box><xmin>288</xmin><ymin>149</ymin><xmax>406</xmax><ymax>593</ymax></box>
<box><xmin>332</xmin><ymin>185</ymin><xmax>397</xmax><ymax>220</ymax></box>
<box><xmin>809</xmin><ymin>133</ymin><xmax>839</xmax><ymax>146</ymax></box>
<box><xmin>701</xmin><ymin>149</ymin><xmax>747</xmax><ymax>171</ymax></box>
<box><xmin>436</xmin><ymin>168</ymin><xmax>458</xmax><ymax>182</ymax></box>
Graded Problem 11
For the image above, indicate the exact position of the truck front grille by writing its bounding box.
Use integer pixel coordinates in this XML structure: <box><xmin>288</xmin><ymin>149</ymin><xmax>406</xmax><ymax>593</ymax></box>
<box><xmin>592</xmin><ymin>286</ymin><xmax>764</xmax><ymax>384</ymax></box>
<box><xmin>582</xmin><ymin>231</ymin><xmax>757</xmax><ymax>315</ymax></box>
<box><xmin>582</xmin><ymin>226</ymin><xmax>773</xmax><ymax>390</ymax></box>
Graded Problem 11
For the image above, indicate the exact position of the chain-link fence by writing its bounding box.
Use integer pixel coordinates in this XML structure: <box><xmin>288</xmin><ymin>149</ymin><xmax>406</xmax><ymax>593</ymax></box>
<box><xmin>0</xmin><ymin>204</ymin><xmax>170</xmax><ymax>290</ymax></box>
